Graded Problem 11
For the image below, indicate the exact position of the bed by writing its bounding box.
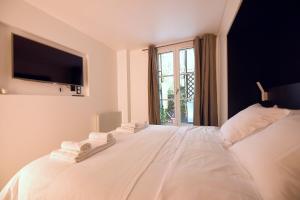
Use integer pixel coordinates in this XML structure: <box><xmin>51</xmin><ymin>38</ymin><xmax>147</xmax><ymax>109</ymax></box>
<box><xmin>0</xmin><ymin>126</ymin><xmax>261</xmax><ymax>200</ymax></box>
<box><xmin>1</xmin><ymin>83</ymin><xmax>300</xmax><ymax>200</ymax></box>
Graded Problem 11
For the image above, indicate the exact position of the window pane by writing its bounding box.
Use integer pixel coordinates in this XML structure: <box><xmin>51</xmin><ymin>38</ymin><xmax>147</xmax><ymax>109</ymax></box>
<box><xmin>179</xmin><ymin>75</ymin><xmax>187</xmax><ymax>99</ymax></box>
<box><xmin>186</xmin><ymin>48</ymin><xmax>195</xmax><ymax>73</ymax></box>
<box><xmin>179</xmin><ymin>74</ymin><xmax>195</xmax><ymax>100</ymax></box>
<box><xmin>160</xmin><ymin>99</ymin><xmax>175</xmax><ymax>125</ymax></box>
<box><xmin>159</xmin><ymin>76</ymin><xmax>174</xmax><ymax>100</ymax></box>
<box><xmin>179</xmin><ymin>48</ymin><xmax>195</xmax><ymax>126</ymax></box>
<box><xmin>179</xmin><ymin>50</ymin><xmax>186</xmax><ymax>74</ymax></box>
<box><xmin>180</xmin><ymin>99</ymin><xmax>194</xmax><ymax>125</ymax></box>
<box><xmin>158</xmin><ymin>52</ymin><xmax>174</xmax><ymax>76</ymax></box>
<box><xmin>180</xmin><ymin>48</ymin><xmax>195</xmax><ymax>74</ymax></box>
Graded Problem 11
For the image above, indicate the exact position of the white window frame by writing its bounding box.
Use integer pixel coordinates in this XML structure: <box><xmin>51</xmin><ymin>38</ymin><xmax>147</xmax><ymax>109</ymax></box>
<box><xmin>157</xmin><ymin>41</ymin><xmax>194</xmax><ymax>126</ymax></box>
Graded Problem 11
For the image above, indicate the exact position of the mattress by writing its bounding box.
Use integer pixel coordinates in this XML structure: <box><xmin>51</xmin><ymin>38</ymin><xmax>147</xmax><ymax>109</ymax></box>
<box><xmin>0</xmin><ymin>125</ymin><xmax>262</xmax><ymax>200</ymax></box>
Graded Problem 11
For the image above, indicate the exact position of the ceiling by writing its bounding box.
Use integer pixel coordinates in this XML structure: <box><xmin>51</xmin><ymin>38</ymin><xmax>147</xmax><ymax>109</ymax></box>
<box><xmin>25</xmin><ymin>0</ymin><xmax>227</xmax><ymax>50</ymax></box>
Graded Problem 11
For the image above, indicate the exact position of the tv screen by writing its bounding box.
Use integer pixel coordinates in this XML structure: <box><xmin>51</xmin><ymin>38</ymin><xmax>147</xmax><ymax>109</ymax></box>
<box><xmin>13</xmin><ymin>34</ymin><xmax>83</xmax><ymax>86</ymax></box>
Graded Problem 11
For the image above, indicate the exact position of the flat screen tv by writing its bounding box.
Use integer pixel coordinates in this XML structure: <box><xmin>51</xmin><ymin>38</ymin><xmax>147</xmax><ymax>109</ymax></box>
<box><xmin>12</xmin><ymin>34</ymin><xmax>83</xmax><ymax>86</ymax></box>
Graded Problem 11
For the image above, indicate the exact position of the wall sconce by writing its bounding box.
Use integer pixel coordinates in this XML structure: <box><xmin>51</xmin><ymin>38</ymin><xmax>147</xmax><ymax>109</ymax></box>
<box><xmin>0</xmin><ymin>88</ymin><xmax>7</xmax><ymax>94</ymax></box>
<box><xmin>256</xmin><ymin>82</ymin><xmax>268</xmax><ymax>101</ymax></box>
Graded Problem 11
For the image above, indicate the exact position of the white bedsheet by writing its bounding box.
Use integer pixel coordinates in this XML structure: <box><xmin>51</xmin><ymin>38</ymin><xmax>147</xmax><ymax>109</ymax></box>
<box><xmin>157</xmin><ymin>127</ymin><xmax>262</xmax><ymax>200</ymax></box>
<box><xmin>0</xmin><ymin>126</ymin><xmax>261</xmax><ymax>200</ymax></box>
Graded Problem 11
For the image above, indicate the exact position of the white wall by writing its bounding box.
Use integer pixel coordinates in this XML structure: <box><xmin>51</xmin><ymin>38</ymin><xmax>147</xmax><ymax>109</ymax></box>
<box><xmin>0</xmin><ymin>0</ymin><xmax>117</xmax><ymax>189</ymax></box>
<box><xmin>129</xmin><ymin>49</ymin><xmax>149</xmax><ymax>122</ymax></box>
<box><xmin>116</xmin><ymin>48</ymin><xmax>148</xmax><ymax>124</ymax></box>
<box><xmin>117</xmin><ymin>50</ymin><xmax>131</xmax><ymax>123</ymax></box>
<box><xmin>217</xmin><ymin>0</ymin><xmax>242</xmax><ymax>124</ymax></box>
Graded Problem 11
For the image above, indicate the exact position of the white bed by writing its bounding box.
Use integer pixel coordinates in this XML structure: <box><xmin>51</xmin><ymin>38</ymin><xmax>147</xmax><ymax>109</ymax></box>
<box><xmin>0</xmin><ymin>125</ymin><xmax>261</xmax><ymax>200</ymax></box>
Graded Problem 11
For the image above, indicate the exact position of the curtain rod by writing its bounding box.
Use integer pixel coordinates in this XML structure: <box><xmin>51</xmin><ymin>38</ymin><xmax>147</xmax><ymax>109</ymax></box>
<box><xmin>142</xmin><ymin>39</ymin><xmax>194</xmax><ymax>51</ymax></box>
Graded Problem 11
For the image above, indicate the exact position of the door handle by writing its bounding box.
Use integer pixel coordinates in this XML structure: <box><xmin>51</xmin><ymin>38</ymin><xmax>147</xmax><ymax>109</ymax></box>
<box><xmin>175</xmin><ymin>88</ymin><xmax>179</xmax><ymax>95</ymax></box>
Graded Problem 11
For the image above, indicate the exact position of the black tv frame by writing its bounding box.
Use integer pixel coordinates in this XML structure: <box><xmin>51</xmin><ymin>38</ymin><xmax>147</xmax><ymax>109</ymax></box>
<box><xmin>12</xmin><ymin>33</ymin><xmax>84</xmax><ymax>86</ymax></box>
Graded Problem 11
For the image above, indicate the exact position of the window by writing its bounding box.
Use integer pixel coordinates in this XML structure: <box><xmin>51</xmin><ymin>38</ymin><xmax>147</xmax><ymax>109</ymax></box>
<box><xmin>179</xmin><ymin>48</ymin><xmax>195</xmax><ymax>125</ymax></box>
<box><xmin>158</xmin><ymin>42</ymin><xmax>195</xmax><ymax>125</ymax></box>
<box><xmin>158</xmin><ymin>52</ymin><xmax>175</xmax><ymax>125</ymax></box>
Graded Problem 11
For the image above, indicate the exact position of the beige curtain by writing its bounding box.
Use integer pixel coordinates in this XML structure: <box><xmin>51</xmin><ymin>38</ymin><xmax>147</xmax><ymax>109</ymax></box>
<box><xmin>148</xmin><ymin>45</ymin><xmax>161</xmax><ymax>124</ymax></box>
<box><xmin>193</xmin><ymin>34</ymin><xmax>218</xmax><ymax>126</ymax></box>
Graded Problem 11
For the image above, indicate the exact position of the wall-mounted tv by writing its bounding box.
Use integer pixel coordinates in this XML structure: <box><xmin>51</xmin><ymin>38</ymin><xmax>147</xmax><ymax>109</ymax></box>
<box><xmin>12</xmin><ymin>34</ymin><xmax>83</xmax><ymax>86</ymax></box>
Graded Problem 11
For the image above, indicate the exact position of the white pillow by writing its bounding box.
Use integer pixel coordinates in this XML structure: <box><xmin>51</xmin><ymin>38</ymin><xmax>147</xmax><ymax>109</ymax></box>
<box><xmin>230</xmin><ymin>114</ymin><xmax>300</xmax><ymax>200</ymax></box>
<box><xmin>221</xmin><ymin>104</ymin><xmax>289</xmax><ymax>145</ymax></box>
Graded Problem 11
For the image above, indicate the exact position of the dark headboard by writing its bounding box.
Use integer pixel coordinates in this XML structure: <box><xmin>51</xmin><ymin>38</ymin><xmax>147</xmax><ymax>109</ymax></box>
<box><xmin>268</xmin><ymin>82</ymin><xmax>300</xmax><ymax>109</ymax></box>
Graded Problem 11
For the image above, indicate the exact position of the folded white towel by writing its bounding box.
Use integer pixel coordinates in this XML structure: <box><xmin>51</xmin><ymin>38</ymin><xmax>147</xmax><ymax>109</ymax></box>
<box><xmin>51</xmin><ymin>137</ymin><xmax>116</xmax><ymax>163</ymax></box>
<box><xmin>115</xmin><ymin>127</ymin><xmax>144</xmax><ymax>134</ymax></box>
<box><xmin>61</xmin><ymin>141</ymin><xmax>91</xmax><ymax>152</ymax></box>
<box><xmin>50</xmin><ymin>149</ymin><xmax>82</xmax><ymax>162</ymax></box>
<box><xmin>58</xmin><ymin>148</ymin><xmax>89</xmax><ymax>157</ymax></box>
<box><xmin>88</xmin><ymin>132</ymin><xmax>113</xmax><ymax>142</ymax></box>
<box><xmin>121</xmin><ymin>122</ymin><xmax>147</xmax><ymax>129</ymax></box>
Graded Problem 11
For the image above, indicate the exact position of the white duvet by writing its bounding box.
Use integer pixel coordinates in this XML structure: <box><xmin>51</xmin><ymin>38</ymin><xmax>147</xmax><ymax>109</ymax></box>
<box><xmin>0</xmin><ymin>125</ymin><xmax>261</xmax><ymax>200</ymax></box>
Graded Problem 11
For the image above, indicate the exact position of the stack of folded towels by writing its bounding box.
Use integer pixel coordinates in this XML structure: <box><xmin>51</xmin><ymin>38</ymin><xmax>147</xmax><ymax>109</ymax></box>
<box><xmin>50</xmin><ymin>132</ymin><xmax>115</xmax><ymax>163</ymax></box>
<box><xmin>116</xmin><ymin>122</ymin><xmax>148</xmax><ymax>133</ymax></box>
